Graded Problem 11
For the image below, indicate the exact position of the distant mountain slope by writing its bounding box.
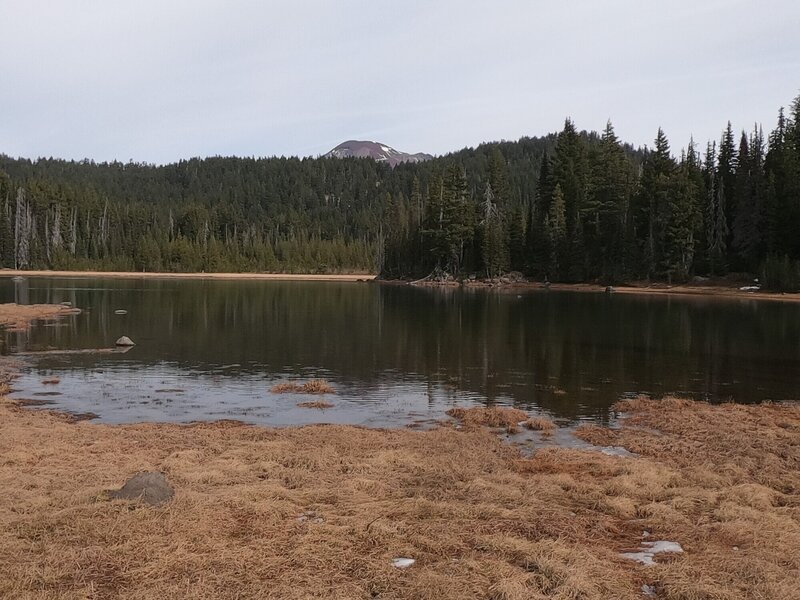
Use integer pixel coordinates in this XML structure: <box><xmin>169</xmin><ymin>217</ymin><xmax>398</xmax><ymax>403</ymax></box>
<box><xmin>324</xmin><ymin>140</ymin><xmax>433</xmax><ymax>167</ymax></box>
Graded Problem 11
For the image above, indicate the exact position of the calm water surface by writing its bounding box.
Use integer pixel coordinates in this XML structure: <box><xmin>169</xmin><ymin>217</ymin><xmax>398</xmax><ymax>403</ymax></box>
<box><xmin>2</xmin><ymin>276</ymin><xmax>799</xmax><ymax>427</ymax></box>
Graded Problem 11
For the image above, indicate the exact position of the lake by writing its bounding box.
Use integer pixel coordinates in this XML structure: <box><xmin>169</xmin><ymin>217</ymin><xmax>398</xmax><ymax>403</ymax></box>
<box><xmin>2</xmin><ymin>276</ymin><xmax>800</xmax><ymax>427</ymax></box>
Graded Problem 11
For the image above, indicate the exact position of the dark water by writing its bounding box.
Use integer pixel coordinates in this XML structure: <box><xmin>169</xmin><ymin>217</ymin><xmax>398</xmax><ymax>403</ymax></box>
<box><xmin>2</xmin><ymin>276</ymin><xmax>799</xmax><ymax>427</ymax></box>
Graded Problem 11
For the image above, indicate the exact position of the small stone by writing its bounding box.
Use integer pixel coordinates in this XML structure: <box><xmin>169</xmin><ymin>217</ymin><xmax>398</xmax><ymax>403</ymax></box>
<box><xmin>114</xmin><ymin>309</ymin><xmax>128</xmax><ymax>315</ymax></box>
<box><xmin>115</xmin><ymin>336</ymin><xmax>135</xmax><ymax>346</ymax></box>
<box><xmin>109</xmin><ymin>471</ymin><xmax>174</xmax><ymax>506</ymax></box>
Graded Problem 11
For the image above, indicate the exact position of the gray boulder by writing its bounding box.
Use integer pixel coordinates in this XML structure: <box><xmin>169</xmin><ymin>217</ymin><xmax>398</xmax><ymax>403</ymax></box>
<box><xmin>115</xmin><ymin>336</ymin><xmax>135</xmax><ymax>346</ymax></box>
<box><xmin>109</xmin><ymin>471</ymin><xmax>174</xmax><ymax>506</ymax></box>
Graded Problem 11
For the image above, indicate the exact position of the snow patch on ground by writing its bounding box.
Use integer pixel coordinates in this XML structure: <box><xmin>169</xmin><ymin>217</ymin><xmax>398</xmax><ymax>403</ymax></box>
<box><xmin>621</xmin><ymin>540</ymin><xmax>683</xmax><ymax>565</ymax></box>
<box><xmin>391</xmin><ymin>558</ymin><xmax>415</xmax><ymax>568</ymax></box>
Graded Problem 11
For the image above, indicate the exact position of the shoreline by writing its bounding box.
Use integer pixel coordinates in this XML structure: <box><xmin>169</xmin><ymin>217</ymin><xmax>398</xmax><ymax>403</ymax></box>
<box><xmin>420</xmin><ymin>278</ymin><xmax>800</xmax><ymax>303</ymax></box>
<box><xmin>0</xmin><ymin>388</ymin><xmax>797</xmax><ymax>599</ymax></box>
<box><xmin>3</xmin><ymin>270</ymin><xmax>799</xmax><ymax>302</ymax></box>
<box><xmin>0</xmin><ymin>269</ymin><xmax>376</xmax><ymax>282</ymax></box>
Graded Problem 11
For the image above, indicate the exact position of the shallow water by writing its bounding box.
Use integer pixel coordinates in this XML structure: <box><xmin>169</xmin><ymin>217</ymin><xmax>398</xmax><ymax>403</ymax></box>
<box><xmin>2</xmin><ymin>276</ymin><xmax>800</xmax><ymax>427</ymax></box>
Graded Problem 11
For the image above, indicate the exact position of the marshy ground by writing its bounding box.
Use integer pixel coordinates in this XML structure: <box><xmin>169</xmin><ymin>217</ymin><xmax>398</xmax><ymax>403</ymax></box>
<box><xmin>0</xmin><ymin>376</ymin><xmax>798</xmax><ymax>599</ymax></box>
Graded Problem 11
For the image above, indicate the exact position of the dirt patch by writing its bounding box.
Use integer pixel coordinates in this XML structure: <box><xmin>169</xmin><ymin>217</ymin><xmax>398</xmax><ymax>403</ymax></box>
<box><xmin>0</xmin><ymin>303</ymin><xmax>81</xmax><ymax>332</ymax></box>
<box><xmin>108</xmin><ymin>472</ymin><xmax>175</xmax><ymax>506</ymax></box>
<box><xmin>0</xmin><ymin>392</ymin><xmax>798</xmax><ymax>599</ymax></box>
<box><xmin>271</xmin><ymin>379</ymin><xmax>335</xmax><ymax>394</ymax></box>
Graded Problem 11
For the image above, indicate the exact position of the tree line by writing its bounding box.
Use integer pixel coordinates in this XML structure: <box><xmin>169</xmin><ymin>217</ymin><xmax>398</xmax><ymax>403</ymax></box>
<box><xmin>1</xmin><ymin>94</ymin><xmax>799</xmax><ymax>289</ymax></box>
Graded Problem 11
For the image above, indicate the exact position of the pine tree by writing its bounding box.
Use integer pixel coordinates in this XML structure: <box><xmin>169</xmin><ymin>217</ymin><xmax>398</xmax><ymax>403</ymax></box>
<box><xmin>636</xmin><ymin>128</ymin><xmax>674</xmax><ymax>278</ymax></box>
<box><xmin>526</xmin><ymin>153</ymin><xmax>553</xmax><ymax>276</ymax></box>
<box><xmin>547</xmin><ymin>183</ymin><xmax>567</xmax><ymax>279</ymax></box>
<box><xmin>717</xmin><ymin>122</ymin><xmax>738</xmax><ymax>262</ymax></box>
<box><xmin>507</xmin><ymin>203</ymin><xmax>526</xmax><ymax>272</ymax></box>
<box><xmin>481</xmin><ymin>183</ymin><xmax>508</xmax><ymax>278</ymax></box>
<box><xmin>585</xmin><ymin>121</ymin><xmax>632</xmax><ymax>281</ymax></box>
<box><xmin>732</xmin><ymin>127</ymin><xmax>766</xmax><ymax>270</ymax></box>
<box><xmin>422</xmin><ymin>164</ymin><xmax>474</xmax><ymax>275</ymax></box>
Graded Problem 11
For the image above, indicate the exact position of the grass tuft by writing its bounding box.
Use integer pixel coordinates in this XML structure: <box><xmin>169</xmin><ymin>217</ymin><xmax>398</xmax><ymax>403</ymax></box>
<box><xmin>447</xmin><ymin>406</ymin><xmax>529</xmax><ymax>433</ymax></box>
<box><xmin>524</xmin><ymin>417</ymin><xmax>556</xmax><ymax>431</ymax></box>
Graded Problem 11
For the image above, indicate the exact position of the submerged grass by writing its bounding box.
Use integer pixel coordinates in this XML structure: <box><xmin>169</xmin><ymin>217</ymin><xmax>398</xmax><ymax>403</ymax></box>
<box><xmin>271</xmin><ymin>379</ymin><xmax>336</xmax><ymax>395</ymax></box>
<box><xmin>297</xmin><ymin>400</ymin><xmax>334</xmax><ymax>409</ymax></box>
<box><xmin>0</xmin><ymin>303</ymin><xmax>81</xmax><ymax>332</ymax></box>
<box><xmin>0</xmin><ymin>391</ymin><xmax>798</xmax><ymax>599</ymax></box>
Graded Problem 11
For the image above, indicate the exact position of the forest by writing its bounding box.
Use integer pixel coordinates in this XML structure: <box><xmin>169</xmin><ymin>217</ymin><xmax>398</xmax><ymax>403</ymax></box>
<box><xmin>1</xmin><ymin>93</ymin><xmax>799</xmax><ymax>289</ymax></box>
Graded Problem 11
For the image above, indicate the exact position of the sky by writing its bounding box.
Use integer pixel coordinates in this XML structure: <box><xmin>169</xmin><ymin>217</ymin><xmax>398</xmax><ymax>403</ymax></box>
<box><xmin>1</xmin><ymin>1</ymin><xmax>798</xmax><ymax>164</ymax></box>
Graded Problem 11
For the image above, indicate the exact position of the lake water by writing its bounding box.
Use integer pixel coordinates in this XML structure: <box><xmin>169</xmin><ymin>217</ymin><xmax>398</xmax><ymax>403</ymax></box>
<box><xmin>2</xmin><ymin>276</ymin><xmax>799</xmax><ymax>427</ymax></box>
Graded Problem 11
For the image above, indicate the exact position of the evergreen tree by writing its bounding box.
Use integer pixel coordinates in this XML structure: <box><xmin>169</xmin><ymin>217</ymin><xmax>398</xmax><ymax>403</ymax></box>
<box><xmin>733</xmin><ymin>127</ymin><xmax>766</xmax><ymax>270</ymax></box>
<box><xmin>636</xmin><ymin>128</ymin><xmax>674</xmax><ymax>278</ymax></box>
<box><xmin>585</xmin><ymin>121</ymin><xmax>632</xmax><ymax>281</ymax></box>
<box><xmin>547</xmin><ymin>183</ymin><xmax>567</xmax><ymax>279</ymax></box>
<box><xmin>717</xmin><ymin>122</ymin><xmax>738</xmax><ymax>261</ymax></box>
<box><xmin>480</xmin><ymin>183</ymin><xmax>508</xmax><ymax>278</ymax></box>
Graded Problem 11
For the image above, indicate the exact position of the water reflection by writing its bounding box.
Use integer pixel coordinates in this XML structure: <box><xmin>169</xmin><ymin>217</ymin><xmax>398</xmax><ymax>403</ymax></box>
<box><xmin>2</xmin><ymin>277</ymin><xmax>799</xmax><ymax>425</ymax></box>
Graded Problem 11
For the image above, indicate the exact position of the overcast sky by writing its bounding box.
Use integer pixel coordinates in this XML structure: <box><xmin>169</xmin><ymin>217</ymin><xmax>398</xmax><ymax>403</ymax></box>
<box><xmin>1</xmin><ymin>1</ymin><xmax>798</xmax><ymax>164</ymax></box>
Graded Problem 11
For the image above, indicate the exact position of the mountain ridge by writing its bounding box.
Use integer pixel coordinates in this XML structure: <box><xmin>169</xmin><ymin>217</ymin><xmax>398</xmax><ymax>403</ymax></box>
<box><xmin>324</xmin><ymin>140</ymin><xmax>433</xmax><ymax>167</ymax></box>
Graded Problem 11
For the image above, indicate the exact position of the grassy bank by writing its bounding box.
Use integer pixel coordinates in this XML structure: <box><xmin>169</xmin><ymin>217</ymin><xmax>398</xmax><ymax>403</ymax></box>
<box><xmin>0</xmin><ymin>388</ymin><xmax>797</xmax><ymax>599</ymax></box>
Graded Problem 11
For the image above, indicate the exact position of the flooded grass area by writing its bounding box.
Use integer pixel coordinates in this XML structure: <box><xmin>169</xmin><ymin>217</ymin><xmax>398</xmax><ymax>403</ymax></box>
<box><xmin>0</xmin><ymin>393</ymin><xmax>797</xmax><ymax>599</ymax></box>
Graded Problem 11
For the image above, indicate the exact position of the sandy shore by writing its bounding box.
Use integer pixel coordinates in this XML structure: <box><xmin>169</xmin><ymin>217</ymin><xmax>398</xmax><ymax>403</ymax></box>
<box><xmin>0</xmin><ymin>270</ymin><xmax>376</xmax><ymax>282</ymax></box>
<box><xmin>0</xmin><ymin>378</ymin><xmax>797</xmax><ymax>599</ymax></box>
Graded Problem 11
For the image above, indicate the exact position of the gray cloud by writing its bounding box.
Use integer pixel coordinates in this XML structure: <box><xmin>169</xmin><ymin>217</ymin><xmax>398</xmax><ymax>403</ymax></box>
<box><xmin>1</xmin><ymin>0</ymin><xmax>798</xmax><ymax>163</ymax></box>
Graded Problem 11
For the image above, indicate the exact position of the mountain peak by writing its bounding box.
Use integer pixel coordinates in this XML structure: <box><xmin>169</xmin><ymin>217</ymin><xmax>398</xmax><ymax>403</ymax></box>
<box><xmin>324</xmin><ymin>140</ymin><xmax>432</xmax><ymax>167</ymax></box>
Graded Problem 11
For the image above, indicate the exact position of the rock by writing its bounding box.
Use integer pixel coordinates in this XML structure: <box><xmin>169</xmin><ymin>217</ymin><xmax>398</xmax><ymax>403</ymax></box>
<box><xmin>115</xmin><ymin>336</ymin><xmax>135</xmax><ymax>346</ymax></box>
<box><xmin>60</xmin><ymin>301</ymin><xmax>72</xmax><ymax>307</ymax></box>
<box><xmin>605</xmin><ymin>286</ymin><xmax>615</xmax><ymax>294</ymax></box>
<box><xmin>114</xmin><ymin>309</ymin><xmax>128</xmax><ymax>315</ymax></box>
<box><xmin>109</xmin><ymin>472</ymin><xmax>174</xmax><ymax>506</ymax></box>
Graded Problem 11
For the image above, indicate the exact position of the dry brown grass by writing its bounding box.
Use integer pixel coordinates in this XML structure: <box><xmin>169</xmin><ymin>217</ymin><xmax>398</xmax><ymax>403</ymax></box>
<box><xmin>0</xmin><ymin>390</ymin><xmax>798</xmax><ymax>599</ymax></box>
<box><xmin>0</xmin><ymin>303</ymin><xmax>81</xmax><ymax>332</ymax></box>
<box><xmin>271</xmin><ymin>379</ymin><xmax>336</xmax><ymax>395</ymax></box>
<box><xmin>297</xmin><ymin>400</ymin><xmax>334</xmax><ymax>409</ymax></box>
